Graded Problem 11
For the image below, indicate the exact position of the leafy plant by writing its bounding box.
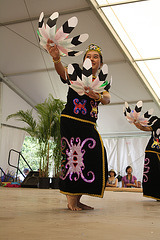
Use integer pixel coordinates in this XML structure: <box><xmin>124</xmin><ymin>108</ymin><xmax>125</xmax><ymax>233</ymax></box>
<box><xmin>20</xmin><ymin>136</ymin><xmax>40</xmax><ymax>171</ymax></box>
<box><xmin>7</xmin><ymin>94</ymin><xmax>65</xmax><ymax>177</ymax></box>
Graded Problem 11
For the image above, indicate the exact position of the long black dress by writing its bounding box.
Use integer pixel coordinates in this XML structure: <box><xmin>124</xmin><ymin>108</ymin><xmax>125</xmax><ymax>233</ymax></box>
<box><xmin>59</xmin><ymin>64</ymin><xmax>108</xmax><ymax>198</ymax></box>
<box><xmin>143</xmin><ymin>116</ymin><xmax>160</xmax><ymax>200</ymax></box>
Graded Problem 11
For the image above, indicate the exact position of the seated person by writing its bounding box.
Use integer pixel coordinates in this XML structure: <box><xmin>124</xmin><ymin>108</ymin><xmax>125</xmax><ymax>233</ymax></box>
<box><xmin>122</xmin><ymin>166</ymin><xmax>137</xmax><ymax>188</ymax></box>
<box><xmin>19</xmin><ymin>168</ymin><xmax>30</xmax><ymax>182</ymax></box>
<box><xmin>106</xmin><ymin>169</ymin><xmax>118</xmax><ymax>187</ymax></box>
<box><xmin>137</xmin><ymin>181</ymin><xmax>142</xmax><ymax>188</ymax></box>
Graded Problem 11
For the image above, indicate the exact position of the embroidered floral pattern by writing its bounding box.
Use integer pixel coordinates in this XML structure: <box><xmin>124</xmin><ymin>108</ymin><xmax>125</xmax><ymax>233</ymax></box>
<box><xmin>60</xmin><ymin>137</ymin><xmax>96</xmax><ymax>182</ymax></box>
<box><xmin>151</xmin><ymin>140</ymin><xmax>160</xmax><ymax>149</ymax></box>
<box><xmin>90</xmin><ymin>101</ymin><xmax>98</xmax><ymax>118</ymax></box>
<box><xmin>143</xmin><ymin>158</ymin><xmax>150</xmax><ymax>182</ymax></box>
<box><xmin>73</xmin><ymin>98</ymin><xmax>87</xmax><ymax>115</ymax></box>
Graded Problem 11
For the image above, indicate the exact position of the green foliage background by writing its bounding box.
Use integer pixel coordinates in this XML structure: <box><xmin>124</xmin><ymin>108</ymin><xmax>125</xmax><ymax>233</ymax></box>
<box><xmin>7</xmin><ymin>94</ymin><xmax>65</xmax><ymax>177</ymax></box>
<box><xmin>19</xmin><ymin>136</ymin><xmax>40</xmax><ymax>171</ymax></box>
<box><xmin>19</xmin><ymin>136</ymin><xmax>55</xmax><ymax>176</ymax></box>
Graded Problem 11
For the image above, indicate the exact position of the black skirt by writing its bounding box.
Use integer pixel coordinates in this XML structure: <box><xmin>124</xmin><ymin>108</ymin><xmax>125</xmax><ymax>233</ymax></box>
<box><xmin>143</xmin><ymin>148</ymin><xmax>160</xmax><ymax>200</ymax></box>
<box><xmin>59</xmin><ymin>114</ymin><xmax>108</xmax><ymax>198</ymax></box>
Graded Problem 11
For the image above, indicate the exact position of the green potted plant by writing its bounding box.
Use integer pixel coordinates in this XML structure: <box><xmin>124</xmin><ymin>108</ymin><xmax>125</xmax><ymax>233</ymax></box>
<box><xmin>7</xmin><ymin>94</ymin><xmax>65</xmax><ymax>188</ymax></box>
<box><xmin>51</xmin><ymin>128</ymin><xmax>62</xmax><ymax>189</ymax></box>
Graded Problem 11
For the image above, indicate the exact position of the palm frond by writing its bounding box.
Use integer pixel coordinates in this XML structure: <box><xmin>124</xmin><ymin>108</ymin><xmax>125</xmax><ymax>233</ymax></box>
<box><xmin>6</xmin><ymin>110</ymin><xmax>37</xmax><ymax>134</ymax></box>
<box><xmin>7</xmin><ymin>94</ymin><xmax>66</xmax><ymax>177</ymax></box>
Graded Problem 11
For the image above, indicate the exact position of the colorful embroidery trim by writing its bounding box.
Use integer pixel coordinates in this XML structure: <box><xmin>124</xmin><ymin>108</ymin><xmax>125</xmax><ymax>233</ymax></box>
<box><xmin>90</xmin><ymin>101</ymin><xmax>98</xmax><ymax>118</ymax></box>
<box><xmin>60</xmin><ymin>137</ymin><xmax>96</xmax><ymax>183</ymax></box>
<box><xmin>73</xmin><ymin>98</ymin><xmax>87</xmax><ymax>115</ymax></box>
<box><xmin>151</xmin><ymin>140</ymin><xmax>160</xmax><ymax>149</ymax></box>
<box><xmin>143</xmin><ymin>158</ymin><xmax>150</xmax><ymax>183</ymax></box>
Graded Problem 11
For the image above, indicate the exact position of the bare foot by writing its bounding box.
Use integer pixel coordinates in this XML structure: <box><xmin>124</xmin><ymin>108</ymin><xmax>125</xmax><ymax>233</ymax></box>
<box><xmin>77</xmin><ymin>195</ymin><xmax>94</xmax><ymax>210</ymax></box>
<box><xmin>66</xmin><ymin>195</ymin><xmax>82</xmax><ymax>211</ymax></box>
<box><xmin>77</xmin><ymin>202</ymin><xmax>94</xmax><ymax>210</ymax></box>
<box><xmin>67</xmin><ymin>204</ymin><xmax>82</xmax><ymax>211</ymax></box>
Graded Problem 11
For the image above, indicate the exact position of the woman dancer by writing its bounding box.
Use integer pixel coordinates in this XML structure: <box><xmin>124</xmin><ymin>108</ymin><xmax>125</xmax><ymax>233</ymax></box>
<box><xmin>133</xmin><ymin>117</ymin><xmax>160</xmax><ymax>200</ymax></box>
<box><xmin>47</xmin><ymin>41</ymin><xmax>111</xmax><ymax>210</ymax></box>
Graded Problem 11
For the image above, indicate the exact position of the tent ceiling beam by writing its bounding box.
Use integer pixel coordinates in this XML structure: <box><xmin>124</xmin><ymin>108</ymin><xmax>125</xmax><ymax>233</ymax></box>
<box><xmin>0</xmin><ymin>72</ymin><xmax>36</xmax><ymax>108</ymax></box>
<box><xmin>101</xmin><ymin>131</ymin><xmax>150</xmax><ymax>138</ymax></box>
<box><xmin>3</xmin><ymin>68</ymin><xmax>55</xmax><ymax>77</ymax></box>
<box><xmin>134</xmin><ymin>57</ymin><xmax>160</xmax><ymax>62</ymax></box>
<box><xmin>99</xmin><ymin>0</ymin><xmax>149</xmax><ymax>8</ymax></box>
<box><xmin>3</xmin><ymin>59</ymin><xmax>127</xmax><ymax>77</ymax></box>
<box><xmin>1</xmin><ymin>123</ymin><xmax>24</xmax><ymax>131</ymax></box>
<box><xmin>0</xmin><ymin>7</ymin><xmax>91</xmax><ymax>26</ymax></box>
<box><xmin>104</xmin><ymin>99</ymin><xmax>154</xmax><ymax>106</ymax></box>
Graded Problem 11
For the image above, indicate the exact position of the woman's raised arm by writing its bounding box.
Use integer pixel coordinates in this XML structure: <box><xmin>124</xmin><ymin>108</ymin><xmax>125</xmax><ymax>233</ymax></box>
<box><xmin>46</xmin><ymin>39</ymin><xmax>66</xmax><ymax>81</ymax></box>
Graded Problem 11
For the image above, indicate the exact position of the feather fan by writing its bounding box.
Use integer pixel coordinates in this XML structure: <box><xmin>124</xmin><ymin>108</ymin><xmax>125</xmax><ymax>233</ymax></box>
<box><xmin>68</xmin><ymin>58</ymin><xmax>112</xmax><ymax>95</ymax></box>
<box><xmin>37</xmin><ymin>12</ymin><xmax>89</xmax><ymax>56</ymax></box>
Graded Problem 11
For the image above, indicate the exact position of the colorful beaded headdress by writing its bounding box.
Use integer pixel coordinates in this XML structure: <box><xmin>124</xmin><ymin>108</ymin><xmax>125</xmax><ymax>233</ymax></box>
<box><xmin>85</xmin><ymin>43</ymin><xmax>102</xmax><ymax>55</ymax></box>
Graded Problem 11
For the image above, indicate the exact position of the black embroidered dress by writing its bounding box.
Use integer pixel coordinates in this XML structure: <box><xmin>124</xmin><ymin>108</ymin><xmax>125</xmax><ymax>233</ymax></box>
<box><xmin>143</xmin><ymin>117</ymin><xmax>160</xmax><ymax>200</ymax></box>
<box><xmin>59</xmin><ymin>64</ymin><xmax>108</xmax><ymax>198</ymax></box>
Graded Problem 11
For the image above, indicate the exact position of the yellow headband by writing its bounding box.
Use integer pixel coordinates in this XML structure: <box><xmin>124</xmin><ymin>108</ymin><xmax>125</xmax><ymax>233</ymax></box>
<box><xmin>85</xmin><ymin>43</ymin><xmax>102</xmax><ymax>55</ymax></box>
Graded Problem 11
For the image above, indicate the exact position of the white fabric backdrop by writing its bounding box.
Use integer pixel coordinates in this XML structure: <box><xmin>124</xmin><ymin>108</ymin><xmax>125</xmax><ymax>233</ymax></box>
<box><xmin>0</xmin><ymin>126</ymin><xmax>150</xmax><ymax>182</ymax></box>
<box><xmin>0</xmin><ymin>83</ymin><xmax>151</xmax><ymax>181</ymax></box>
<box><xmin>103</xmin><ymin>136</ymin><xmax>150</xmax><ymax>184</ymax></box>
<box><xmin>0</xmin><ymin>125</ymin><xmax>26</xmax><ymax>175</ymax></box>
<box><xmin>0</xmin><ymin>83</ymin><xmax>35</xmax><ymax>176</ymax></box>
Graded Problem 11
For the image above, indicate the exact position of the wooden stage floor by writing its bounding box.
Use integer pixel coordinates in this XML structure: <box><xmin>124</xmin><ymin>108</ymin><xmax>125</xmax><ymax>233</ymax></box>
<box><xmin>0</xmin><ymin>187</ymin><xmax>159</xmax><ymax>240</ymax></box>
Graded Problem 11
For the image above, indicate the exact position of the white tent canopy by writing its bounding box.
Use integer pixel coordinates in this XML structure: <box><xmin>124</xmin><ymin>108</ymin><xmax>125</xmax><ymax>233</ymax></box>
<box><xmin>0</xmin><ymin>0</ymin><xmax>159</xmax><ymax>180</ymax></box>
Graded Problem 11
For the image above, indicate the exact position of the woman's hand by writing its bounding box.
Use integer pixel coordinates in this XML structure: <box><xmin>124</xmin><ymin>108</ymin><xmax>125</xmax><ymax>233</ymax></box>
<box><xmin>84</xmin><ymin>87</ymin><xmax>110</xmax><ymax>105</ymax></box>
<box><xmin>126</xmin><ymin>183</ymin><xmax>132</xmax><ymax>187</ymax></box>
<box><xmin>126</xmin><ymin>182</ymin><xmax>137</xmax><ymax>188</ymax></box>
<box><xmin>46</xmin><ymin>39</ymin><xmax>60</xmax><ymax>61</ymax></box>
<box><xmin>46</xmin><ymin>39</ymin><xmax>66</xmax><ymax>80</ymax></box>
<box><xmin>84</xmin><ymin>87</ymin><xmax>99</xmax><ymax>100</ymax></box>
